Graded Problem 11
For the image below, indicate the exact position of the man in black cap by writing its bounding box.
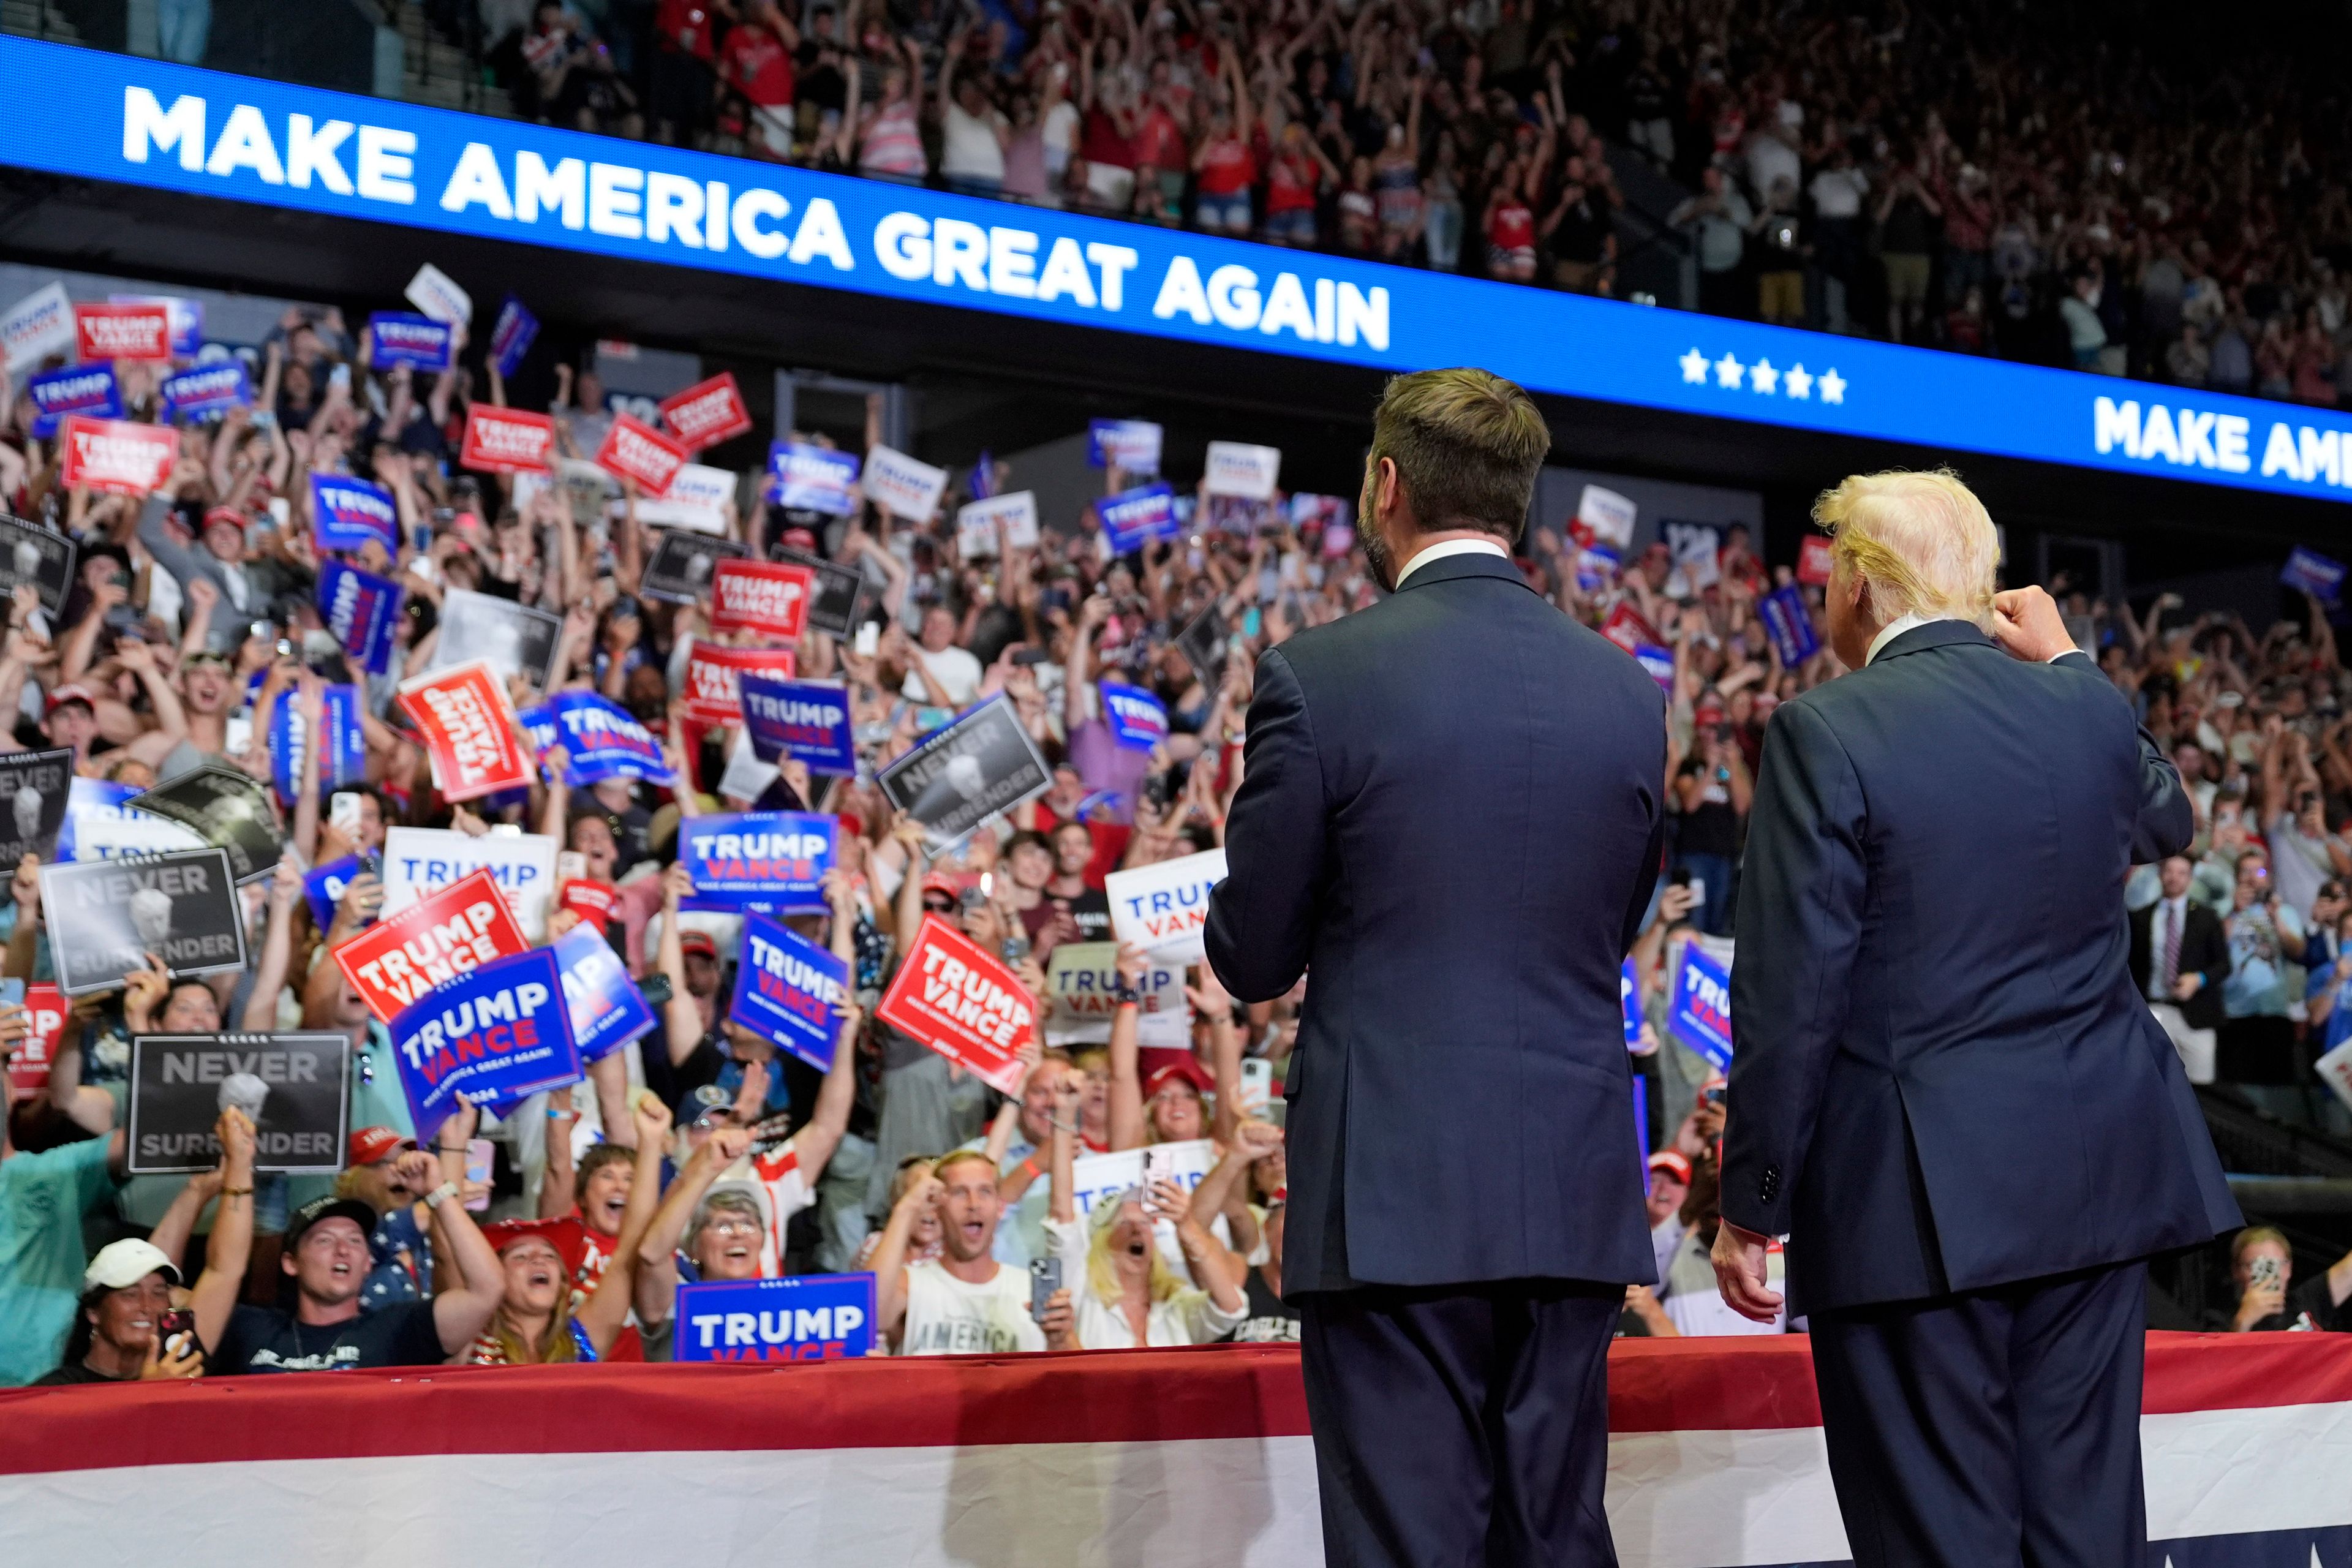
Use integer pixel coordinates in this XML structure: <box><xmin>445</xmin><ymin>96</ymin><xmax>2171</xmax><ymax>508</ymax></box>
<box><xmin>208</xmin><ymin>1134</ymin><xmax>504</xmax><ymax>1374</ymax></box>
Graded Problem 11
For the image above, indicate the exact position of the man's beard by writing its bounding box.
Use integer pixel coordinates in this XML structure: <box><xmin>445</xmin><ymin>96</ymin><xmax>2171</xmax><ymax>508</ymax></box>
<box><xmin>1363</xmin><ymin>525</ymin><xmax>1397</xmax><ymax>594</ymax></box>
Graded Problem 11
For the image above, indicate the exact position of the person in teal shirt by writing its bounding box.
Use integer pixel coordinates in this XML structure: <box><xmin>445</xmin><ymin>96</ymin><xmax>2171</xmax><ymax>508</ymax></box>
<box><xmin>1</xmin><ymin>1113</ymin><xmax>127</xmax><ymax>1387</ymax></box>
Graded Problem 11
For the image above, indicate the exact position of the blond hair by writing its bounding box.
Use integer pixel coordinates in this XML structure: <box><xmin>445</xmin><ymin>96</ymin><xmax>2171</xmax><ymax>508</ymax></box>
<box><xmin>1084</xmin><ymin>1199</ymin><xmax>1188</xmax><ymax>1308</ymax></box>
<box><xmin>1368</xmin><ymin>368</ymin><xmax>1551</xmax><ymax>541</ymax></box>
<box><xmin>1814</xmin><ymin>469</ymin><xmax>1999</xmax><ymax>631</ymax></box>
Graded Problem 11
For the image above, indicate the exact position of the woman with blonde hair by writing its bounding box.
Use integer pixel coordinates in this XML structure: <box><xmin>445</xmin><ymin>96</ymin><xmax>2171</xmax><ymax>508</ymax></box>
<box><xmin>1044</xmin><ymin>1074</ymin><xmax>1246</xmax><ymax>1349</ymax></box>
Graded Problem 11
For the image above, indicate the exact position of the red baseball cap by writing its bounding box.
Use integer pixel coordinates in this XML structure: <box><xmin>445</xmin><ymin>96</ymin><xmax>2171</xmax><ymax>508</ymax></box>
<box><xmin>43</xmin><ymin>684</ymin><xmax>96</xmax><ymax>718</ymax></box>
<box><xmin>680</xmin><ymin>929</ymin><xmax>718</xmax><ymax>960</ymax></box>
<box><xmin>348</xmin><ymin>1126</ymin><xmax>413</xmax><ymax>1166</ymax></box>
<box><xmin>1647</xmin><ymin>1151</ymin><xmax>1694</xmax><ymax>1187</ymax></box>
<box><xmin>1144</xmin><ymin>1057</ymin><xmax>1215</xmax><ymax>1101</ymax></box>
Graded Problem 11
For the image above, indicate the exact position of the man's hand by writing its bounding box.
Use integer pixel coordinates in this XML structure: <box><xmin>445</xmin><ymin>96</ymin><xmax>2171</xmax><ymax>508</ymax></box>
<box><xmin>2172</xmin><ymin>971</ymin><xmax>2203</xmax><ymax>1002</ymax></box>
<box><xmin>1990</xmin><ymin>586</ymin><xmax>2078</xmax><ymax>663</ymax></box>
<box><xmin>1710</xmin><ymin>1218</ymin><xmax>1783</xmax><ymax>1323</ymax></box>
<box><xmin>1232</xmin><ymin>1118</ymin><xmax>1284</xmax><ymax>1163</ymax></box>
<box><xmin>2234</xmin><ymin>1276</ymin><xmax>2286</xmax><ymax>1330</ymax></box>
<box><xmin>1036</xmin><ymin>1286</ymin><xmax>1075</xmax><ymax>1347</ymax></box>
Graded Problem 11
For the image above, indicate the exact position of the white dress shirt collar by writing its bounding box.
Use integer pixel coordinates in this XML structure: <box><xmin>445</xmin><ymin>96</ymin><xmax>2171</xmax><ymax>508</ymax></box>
<box><xmin>1395</xmin><ymin>537</ymin><xmax>1510</xmax><ymax>587</ymax></box>
<box><xmin>1864</xmin><ymin>611</ymin><xmax>1937</xmax><ymax>666</ymax></box>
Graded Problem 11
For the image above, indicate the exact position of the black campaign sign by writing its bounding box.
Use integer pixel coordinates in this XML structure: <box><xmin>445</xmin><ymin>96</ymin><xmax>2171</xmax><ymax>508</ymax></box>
<box><xmin>0</xmin><ymin>512</ymin><xmax>78</xmax><ymax>616</ymax></box>
<box><xmin>124</xmin><ymin>764</ymin><xmax>283</xmax><ymax>884</ymax></box>
<box><xmin>127</xmin><ymin>1033</ymin><xmax>352</xmax><ymax>1175</ymax></box>
<box><xmin>430</xmin><ymin>587</ymin><xmax>563</xmax><ymax>690</ymax></box>
<box><xmin>775</xmin><ymin>546</ymin><xmax>866</xmax><ymax>638</ymax></box>
<box><xmin>0</xmin><ymin>747</ymin><xmax>74</xmax><ymax>868</ymax></box>
<box><xmin>39</xmin><ymin>848</ymin><xmax>251</xmax><ymax>995</ymax></box>
<box><xmin>643</xmin><ymin>530</ymin><xmax>747</xmax><ymax>605</ymax></box>
<box><xmin>877</xmin><ymin>696</ymin><xmax>1052</xmax><ymax>845</ymax></box>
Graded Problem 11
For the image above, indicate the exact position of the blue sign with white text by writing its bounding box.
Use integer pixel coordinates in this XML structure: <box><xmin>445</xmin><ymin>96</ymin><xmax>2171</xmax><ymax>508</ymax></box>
<box><xmin>541</xmin><ymin>690</ymin><xmax>673</xmax><ymax>785</ymax></box>
<box><xmin>767</xmin><ymin>442</ymin><xmax>861</xmax><ymax>514</ymax></box>
<box><xmin>1667</xmin><ymin>944</ymin><xmax>1734</xmax><ymax>1070</ymax></box>
<box><xmin>159</xmin><ymin>361</ymin><xmax>250</xmax><ymax>421</ymax></box>
<box><xmin>28</xmin><ymin>364</ymin><xmax>120</xmax><ymax>438</ymax></box>
<box><xmin>488</xmin><ymin>294</ymin><xmax>538</xmax><ymax>377</ymax></box>
<box><xmin>311</xmin><ymin>473</ymin><xmax>400</xmax><ymax>554</ymax></box>
<box><xmin>366</xmin><ymin>311</ymin><xmax>453</xmax><ymax>372</ymax></box>
<box><xmin>730</xmin><ymin>912</ymin><xmax>846</xmax><ymax>1071</ymax></box>
<box><xmin>673</xmin><ymin>1273</ymin><xmax>875</xmax><ymax>1361</ymax></box>
<box><xmin>270</xmin><ymin>683</ymin><xmax>365</xmax><ymax>804</ymax></box>
<box><xmin>1757</xmin><ymin>585</ymin><xmax>1820</xmax><ymax>668</ymax></box>
<box><xmin>26</xmin><ymin>40</ymin><xmax>2352</xmax><ymax>505</ymax></box>
<box><xmin>2283</xmin><ymin>546</ymin><xmax>2346</xmax><ymax>606</ymax></box>
<box><xmin>740</xmin><ymin>674</ymin><xmax>855</xmax><ymax>774</ymax></box>
<box><xmin>390</xmin><ymin>947</ymin><xmax>581</xmax><ymax>1141</ymax></box>
<box><xmin>1100</xmin><ymin>483</ymin><xmax>1177</xmax><ymax>555</ymax></box>
<box><xmin>317</xmin><ymin>559</ymin><xmax>405</xmax><ymax>674</ymax></box>
<box><xmin>1098</xmin><ymin>680</ymin><xmax>1168</xmax><ymax>751</ymax></box>
<box><xmin>1622</xmin><ymin>959</ymin><xmax>1643</xmax><ymax>1049</ymax></box>
<box><xmin>1632</xmin><ymin>643</ymin><xmax>1675</xmax><ymax>695</ymax></box>
<box><xmin>306</xmin><ymin>854</ymin><xmax>362</xmax><ymax>933</ymax></box>
<box><xmin>679</xmin><ymin>810</ymin><xmax>835</xmax><ymax>913</ymax></box>
<box><xmin>552</xmin><ymin>924</ymin><xmax>656</xmax><ymax>1063</ymax></box>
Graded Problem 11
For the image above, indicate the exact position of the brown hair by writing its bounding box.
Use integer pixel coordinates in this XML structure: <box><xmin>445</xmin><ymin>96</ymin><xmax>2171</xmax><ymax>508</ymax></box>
<box><xmin>1366</xmin><ymin>368</ymin><xmax>1551</xmax><ymax>543</ymax></box>
<box><xmin>576</xmin><ymin>1141</ymin><xmax>634</xmax><ymax>1191</ymax></box>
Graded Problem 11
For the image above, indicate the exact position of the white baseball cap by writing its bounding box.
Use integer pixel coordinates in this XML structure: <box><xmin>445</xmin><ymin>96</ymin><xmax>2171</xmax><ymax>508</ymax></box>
<box><xmin>83</xmin><ymin>1238</ymin><xmax>183</xmax><ymax>1293</ymax></box>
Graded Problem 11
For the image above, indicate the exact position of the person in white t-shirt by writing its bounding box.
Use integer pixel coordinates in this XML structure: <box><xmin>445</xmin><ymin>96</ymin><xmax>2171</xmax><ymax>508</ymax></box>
<box><xmin>873</xmin><ymin>1151</ymin><xmax>1075</xmax><ymax>1355</ymax></box>
<box><xmin>902</xmin><ymin>605</ymin><xmax>985</xmax><ymax>706</ymax></box>
<box><xmin>938</xmin><ymin>35</ymin><xmax>1010</xmax><ymax>197</ymax></box>
<box><xmin>1657</xmin><ymin>1161</ymin><xmax>1789</xmax><ymax>1336</ymax></box>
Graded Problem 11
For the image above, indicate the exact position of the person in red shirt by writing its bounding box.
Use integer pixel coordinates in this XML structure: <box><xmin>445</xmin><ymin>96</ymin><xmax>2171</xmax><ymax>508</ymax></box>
<box><xmin>719</xmin><ymin>1</ymin><xmax>799</xmax><ymax>159</ymax></box>
<box><xmin>1190</xmin><ymin>43</ymin><xmax>1256</xmax><ymax>235</ymax></box>
<box><xmin>1131</xmin><ymin>84</ymin><xmax>1190</xmax><ymax>223</ymax></box>
<box><xmin>650</xmin><ymin>0</ymin><xmax>734</xmax><ymax>146</ymax></box>
<box><xmin>1263</xmin><ymin>120</ymin><xmax>1338</xmax><ymax>246</ymax></box>
<box><xmin>1485</xmin><ymin>157</ymin><xmax>1539</xmax><ymax>282</ymax></box>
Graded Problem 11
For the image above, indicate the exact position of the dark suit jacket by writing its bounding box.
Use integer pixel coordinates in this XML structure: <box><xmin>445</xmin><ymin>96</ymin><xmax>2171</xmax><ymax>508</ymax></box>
<box><xmin>1205</xmin><ymin>551</ymin><xmax>1666</xmax><ymax>1295</ymax></box>
<box><xmin>2127</xmin><ymin>899</ymin><xmax>2231</xmax><ymax>1032</ymax></box>
<box><xmin>1722</xmin><ymin>621</ymin><xmax>2241</xmax><ymax>1316</ymax></box>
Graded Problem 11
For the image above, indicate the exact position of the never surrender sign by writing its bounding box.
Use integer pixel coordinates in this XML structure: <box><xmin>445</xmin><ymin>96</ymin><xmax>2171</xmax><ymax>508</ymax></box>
<box><xmin>775</xmin><ymin>546</ymin><xmax>865</xmax><ymax>638</ymax></box>
<box><xmin>124</xmin><ymin>763</ymin><xmax>282</xmax><ymax>884</ymax></box>
<box><xmin>710</xmin><ymin>560</ymin><xmax>814</xmax><ymax>642</ymax></box>
<box><xmin>391</xmin><ymin>946</ymin><xmax>580</xmax><ymax>1140</ymax></box>
<box><xmin>641</xmin><ymin>529</ymin><xmax>745</xmax><ymax>605</ymax></box>
<box><xmin>875</xmin><ymin>695</ymin><xmax>1050</xmax><ymax>845</ymax></box>
<box><xmin>732</xmin><ymin>914</ymin><xmax>848</xmax><ymax>1071</ymax></box>
<box><xmin>740</xmin><ymin>674</ymin><xmax>854</xmax><ymax>775</ymax></box>
<box><xmin>679</xmin><ymin>811</ymin><xmax>835</xmax><ymax>913</ymax></box>
<box><xmin>1106</xmin><ymin>848</ymin><xmax>1228</xmax><ymax>965</ymax></box>
<box><xmin>0</xmin><ymin>513</ymin><xmax>76</xmax><ymax>616</ymax></box>
<box><xmin>875</xmin><ymin>915</ymin><xmax>1035</xmax><ymax>1094</ymax></box>
<box><xmin>126</xmin><ymin>1033</ymin><xmax>351</xmax><ymax>1176</ymax></box>
<box><xmin>429</xmin><ymin>588</ymin><xmax>562</xmax><ymax>690</ymax></box>
<box><xmin>334</xmin><ymin>866</ymin><xmax>530</xmax><ymax>1023</ymax></box>
<box><xmin>40</xmin><ymin>848</ymin><xmax>249</xmax><ymax>995</ymax></box>
<box><xmin>398</xmin><ymin>661</ymin><xmax>536</xmax><ymax>802</ymax></box>
<box><xmin>0</xmin><ymin>747</ymin><xmax>74</xmax><ymax>868</ymax></box>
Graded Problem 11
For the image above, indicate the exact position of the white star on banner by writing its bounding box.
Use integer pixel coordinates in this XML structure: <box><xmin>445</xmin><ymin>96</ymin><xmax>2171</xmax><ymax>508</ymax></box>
<box><xmin>1783</xmin><ymin>364</ymin><xmax>1814</xmax><ymax>400</ymax></box>
<box><xmin>1819</xmin><ymin>368</ymin><xmax>1847</xmax><ymax>404</ymax></box>
<box><xmin>1749</xmin><ymin>358</ymin><xmax>1780</xmax><ymax>394</ymax></box>
<box><xmin>1714</xmin><ymin>352</ymin><xmax>1744</xmax><ymax>389</ymax></box>
<box><xmin>1679</xmin><ymin>347</ymin><xmax>1710</xmax><ymax>384</ymax></box>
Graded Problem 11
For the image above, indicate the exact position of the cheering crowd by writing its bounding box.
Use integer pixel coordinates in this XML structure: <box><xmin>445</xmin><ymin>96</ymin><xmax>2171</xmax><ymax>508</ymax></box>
<box><xmin>437</xmin><ymin>0</ymin><xmax>2352</xmax><ymax>399</ymax></box>
<box><xmin>2</xmin><ymin>251</ymin><xmax>2349</xmax><ymax>1389</ymax></box>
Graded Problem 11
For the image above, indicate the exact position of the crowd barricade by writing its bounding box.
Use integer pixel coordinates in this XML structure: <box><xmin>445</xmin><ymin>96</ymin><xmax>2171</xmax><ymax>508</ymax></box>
<box><xmin>1</xmin><ymin>1334</ymin><xmax>2348</xmax><ymax>1566</ymax></box>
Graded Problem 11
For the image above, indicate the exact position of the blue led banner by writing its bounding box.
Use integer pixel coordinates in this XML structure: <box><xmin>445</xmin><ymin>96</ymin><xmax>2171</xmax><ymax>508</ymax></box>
<box><xmin>10</xmin><ymin>37</ymin><xmax>2352</xmax><ymax>505</ymax></box>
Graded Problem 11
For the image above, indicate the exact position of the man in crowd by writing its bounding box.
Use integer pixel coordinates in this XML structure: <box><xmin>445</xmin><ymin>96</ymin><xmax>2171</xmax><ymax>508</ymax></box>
<box><xmin>871</xmin><ymin>1150</ymin><xmax>1074</xmax><ymax>1354</ymax></box>
<box><xmin>2130</xmin><ymin>853</ymin><xmax>2231</xmax><ymax>1085</ymax></box>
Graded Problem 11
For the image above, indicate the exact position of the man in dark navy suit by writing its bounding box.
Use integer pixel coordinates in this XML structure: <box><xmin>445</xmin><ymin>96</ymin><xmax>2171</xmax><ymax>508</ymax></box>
<box><xmin>1713</xmin><ymin>470</ymin><xmax>2241</xmax><ymax>1568</ymax></box>
<box><xmin>1207</xmin><ymin>369</ymin><xmax>1665</xmax><ymax>1568</ymax></box>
